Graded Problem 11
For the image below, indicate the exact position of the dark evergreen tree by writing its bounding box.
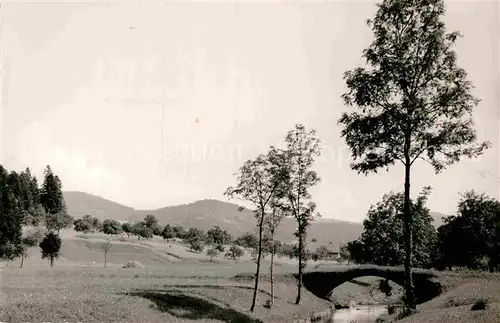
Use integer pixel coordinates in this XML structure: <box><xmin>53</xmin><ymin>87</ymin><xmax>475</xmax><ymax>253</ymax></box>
<box><xmin>40</xmin><ymin>165</ymin><xmax>66</xmax><ymax>215</ymax></box>
<box><xmin>39</xmin><ymin>232</ymin><xmax>62</xmax><ymax>267</ymax></box>
<box><xmin>0</xmin><ymin>166</ymin><xmax>24</xmax><ymax>261</ymax></box>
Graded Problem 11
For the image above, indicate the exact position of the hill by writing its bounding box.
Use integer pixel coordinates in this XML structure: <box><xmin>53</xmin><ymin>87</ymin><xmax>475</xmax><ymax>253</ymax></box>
<box><xmin>62</xmin><ymin>191</ymin><xmax>448</xmax><ymax>247</ymax></box>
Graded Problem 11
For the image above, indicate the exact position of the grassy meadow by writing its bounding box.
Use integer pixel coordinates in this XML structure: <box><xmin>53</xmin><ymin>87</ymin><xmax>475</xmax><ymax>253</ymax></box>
<box><xmin>2</xmin><ymin>229</ymin><xmax>500</xmax><ymax>323</ymax></box>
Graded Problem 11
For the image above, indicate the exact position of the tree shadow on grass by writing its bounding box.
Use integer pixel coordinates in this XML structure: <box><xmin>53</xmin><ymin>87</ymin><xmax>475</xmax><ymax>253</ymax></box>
<box><xmin>167</xmin><ymin>284</ymin><xmax>278</xmax><ymax>299</ymax></box>
<box><xmin>124</xmin><ymin>290</ymin><xmax>263</xmax><ymax>323</ymax></box>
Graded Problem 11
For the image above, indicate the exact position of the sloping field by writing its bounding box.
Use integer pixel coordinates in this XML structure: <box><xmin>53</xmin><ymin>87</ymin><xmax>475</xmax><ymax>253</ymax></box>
<box><xmin>395</xmin><ymin>272</ymin><xmax>500</xmax><ymax>323</ymax></box>
<box><xmin>0</xmin><ymin>265</ymin><xmax>332</xmax><ymax>323</ymax></box>
<box><xmin>21</xmin><ymin>238</ymin><xmax>176</xmax><ymax>267</ymax></box>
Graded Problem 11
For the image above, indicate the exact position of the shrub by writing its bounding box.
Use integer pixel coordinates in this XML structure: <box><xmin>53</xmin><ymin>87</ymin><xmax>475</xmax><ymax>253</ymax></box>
<box><xmin>215</xmin><ymin>244</ymin><xmax>225</xmax><ymax>252</ymax></box>
<box><xmin>471</xmin><ymin>299</ymin><xmax>488</xmax><ymax>311</ymax></box>
<box><xmin>122</xmin><ymin>260</ymin><xmax>143</xmax><ymax>268</ymax></box>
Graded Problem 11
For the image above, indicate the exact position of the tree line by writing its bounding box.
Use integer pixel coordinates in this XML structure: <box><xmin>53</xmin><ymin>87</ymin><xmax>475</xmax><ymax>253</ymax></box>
<box><xmin>343</xmin><ymin>188</ymin><xmax>500</xmax><ymax>274</ymax></box>
<box><xmin>74</xmin><ymin>212</ymin><xmax>316</xmax><ymax>262</ymax></box>
<box><xmin>0</xmin><ymin>165</ymin><xmax>68</xmax><ymax>267</ymax></box>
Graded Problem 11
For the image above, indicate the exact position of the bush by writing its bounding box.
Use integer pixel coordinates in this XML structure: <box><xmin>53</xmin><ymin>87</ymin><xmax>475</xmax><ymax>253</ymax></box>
<box><xmin>122</xmin><ymin>260</ymin><xmax>143</xmax><ymax>269</ymax></box>
<box><xmin>471</xmin><ymin>299</ymin><xmax>488</xmax><ymax>311</ymax></box>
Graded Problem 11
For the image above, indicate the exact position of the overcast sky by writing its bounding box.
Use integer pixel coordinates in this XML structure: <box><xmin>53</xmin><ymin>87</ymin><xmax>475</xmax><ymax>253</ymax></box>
<box><xmin>1</xmin><ymin>0</ymin><xmax>498</xmax><ymax>222</ymax></box>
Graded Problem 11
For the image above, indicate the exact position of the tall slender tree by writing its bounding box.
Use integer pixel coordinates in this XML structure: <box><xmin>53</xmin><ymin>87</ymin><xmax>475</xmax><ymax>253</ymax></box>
<box><xmin>224</xmin><ymin>147</ymin><xmax>288</xmax><ymax>312</ymax></box>
<box><xmin>338</xmin><ymin>0</ymin><xmax>490</xmax><ymax>310</ymax></box>
<box><xmin>281</xmin><ymin>124</ymin><xmax>322</xmax><ymax>305</ymax></box>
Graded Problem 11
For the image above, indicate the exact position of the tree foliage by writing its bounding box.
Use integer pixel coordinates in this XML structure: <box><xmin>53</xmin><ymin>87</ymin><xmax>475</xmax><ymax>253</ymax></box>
<box><xmin>338</xmin><ymin>243</ymin><xmax>351</xmax><ymax>263</ymax></box>
<box><xmin>40</xmin><ymin>166</ymin><xmax>66</xmax><ymax>215</ymax></box>
<box><xmin>338</xmin><ymin>0</ymin><xmax>490</xmax><ymax>310</ymax></box>
<box><xmin>44</xmin><ymin>212</ymin><xmax>74</xmax><ymax>234</ymax></box>
<box><xmin>234</xmin><ymin>233</ymin><xmax>258</xmax><ymax>249</ymax></box>
<box><xmin>74</xmin><ymin>218</ymin><xmax>91</xmax><ymax>234</ymax></box>
<box><xmin>101</xmin><ymin>219</ymin><xmax>123</xmax><ymax>235</ymax></box>
<box><xmin>206</xmin><ymin>226</ymin><xmax>233</xmax><ymax>245</ymax></box>
<box><xmin>161</xmin><ymin>224</ymin><xmax>175</xmax><ymax>240</ymax></box>
<box><xmin>185</xmin><ymin>227</ymin><xmax>206</xmax><ymax>243</ymax></box>
<box><xmin>347</xmin><ymin>187</ymin><xmax>437</xmax><ymax>268</ymax></box>
<box><xmin>0</xmin><ymin>165</ymin><xmax>24</xmax><ymax>261</ymax></box>
<box><xmin>0</xmin><ymin>164</ymin><xmax>60</xmax><ymax>263</ymax></box>
<box><xmin>225</xmin><ymin>143</ymin><xmax>291</xmax><ymax>312</ymax></box>
<box><xmin>39</xmin><ymin>232</ymin><xmax>62</xmax><ymax>267</ymax></box>
<box><xmin>189</xmin><ymin>239</ymin><xmax>204</xmax><ymax>253</ymax></box>
<box><xmin>437</xmin><ymin>191</ymin><xmax>500</xmax><ymax>272</ymax></box>
<box><xmin>225</xmin><ymin>245</ymin><xmax>244</xmax><ymax>260</ymax></box>
<box><xmin>278</xmin><ymin>124</ymin><xmax>321</xmax><ymax>305</ymax></box>
<box><xmin>206</xmin><ymin>248</ymin><xmax>219</xmax><ymax>261</ymax></box>
<box><xmin>132</xmin><ymin>222</ymin><xmax>153</xmax><ymax>240</ymax></box>
<box><xmin>173</xmin><ymin>226</ymin><xmax>186</xmax><ymax>239</ymax></box>
<box><xmin>121</xmin><ymin>222</ymin><xmax>132</xmax><ymax>236</ymax></box>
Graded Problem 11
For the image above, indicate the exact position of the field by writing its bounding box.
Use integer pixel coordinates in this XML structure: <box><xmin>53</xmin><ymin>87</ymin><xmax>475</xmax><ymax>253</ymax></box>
<box><xmin>2</xmin><ymin>229</ymin><xmax>500</xmax><ymax>323</ymax></box>
<box><xmin>1</xmin><ymin>230</ymin><xmax>335</xmax><ymax>323</ymax></box>
<box><xmin>395</xmin><ymin>271</ymin><xmax>500</xmax><ymax>323</ymax></box>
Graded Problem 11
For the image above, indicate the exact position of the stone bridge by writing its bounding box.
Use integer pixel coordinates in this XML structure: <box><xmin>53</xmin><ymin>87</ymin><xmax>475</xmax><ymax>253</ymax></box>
<box><xmin>297</xmin><ymin>265</ymin><xmax>443</xmax><ymax>304</ymax></box>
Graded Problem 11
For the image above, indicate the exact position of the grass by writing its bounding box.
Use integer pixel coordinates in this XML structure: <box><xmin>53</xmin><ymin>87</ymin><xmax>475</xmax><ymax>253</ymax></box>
<box><xmin>1</xmin><ymin>266</ymin><xmax>334</xmax><ymax>322</ymax></box>
<box><xmin>1</xmin><ymin>232</ymin><xmax>333</xmax><ymax>322</ymax></box>
<box><xmin>5</xmin><ymin>229</ymin><xmax>500</xmax><ymax>323</ymax></box>
<box><xmin>376</xmin><ymin>271</ymin><xmax>500</xmax><ymax>323</ymax></box>
<box><xmin>124</xmin><ymin>290</ymin><xmax>263</xmax><ymax>323</ymax></box>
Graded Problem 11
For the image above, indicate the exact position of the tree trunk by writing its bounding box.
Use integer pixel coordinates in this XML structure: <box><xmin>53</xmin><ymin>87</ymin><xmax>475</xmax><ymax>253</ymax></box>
<box><xmin>20</xmin><ymin>253</ymin><xmax>24</xmax><ymax>268</ymax></box>
<box><xmin>104</xmin><ymin>252</ymin><xmax>107</xmax><ymax>268</ymax></box>
<box><xmin>270</xmin><ymin>239</ymin><xmax>275</xmax><ymax>304</ymax></box>
<box><xmin>403</xmin><ymin>158</ymin><xmax>416</xmax><ymax>310</ymax></box>
<box><xmin>250</xmin><ymin>208</ymin><xmax>266</xmax><ymax>312</ymax></box>
<box><xmin>50</xmin><ymin>255</ymin><xmax>54</xmax><ymax>267</ymax></box>
<box><xmin>295</xmin><ymin>226</ymin><xmax>303</xmax><ymax>305</ymax></box>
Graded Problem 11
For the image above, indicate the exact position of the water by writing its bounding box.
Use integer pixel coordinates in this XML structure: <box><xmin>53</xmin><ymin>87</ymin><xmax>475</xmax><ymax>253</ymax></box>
<box><xmin>331</xmin><ymin>305</ymin><xmax>388</xmax><ymax>322</ymax></box>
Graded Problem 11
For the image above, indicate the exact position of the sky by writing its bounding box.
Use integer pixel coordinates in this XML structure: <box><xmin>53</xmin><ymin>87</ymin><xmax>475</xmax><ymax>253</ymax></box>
<box><xmin>1</xmin><ymin>0</ymin><xmax>498</xmax><ymax>222</ymax></box>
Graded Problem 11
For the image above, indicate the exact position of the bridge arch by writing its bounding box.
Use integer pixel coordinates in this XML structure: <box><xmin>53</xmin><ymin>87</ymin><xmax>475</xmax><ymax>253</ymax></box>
<box><xmin>298</xmin><ymin>266</ymin><xmax>443</xmax><ymax>304</ymax></box>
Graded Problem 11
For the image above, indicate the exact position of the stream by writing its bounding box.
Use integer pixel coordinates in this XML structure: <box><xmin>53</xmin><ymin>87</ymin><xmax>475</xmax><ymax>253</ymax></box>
<box><xmin>330</xmin><ymin>305</ymin><xmax>388</xmax><ymax>322</ymax></box>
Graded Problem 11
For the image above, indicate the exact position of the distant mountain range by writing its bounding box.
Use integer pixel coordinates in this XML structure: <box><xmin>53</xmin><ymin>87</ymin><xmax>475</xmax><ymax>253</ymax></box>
<box><xmin>63</xmin><ymin>191</ymin><xmax>448</xmax><ymax>247</ymax></box>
